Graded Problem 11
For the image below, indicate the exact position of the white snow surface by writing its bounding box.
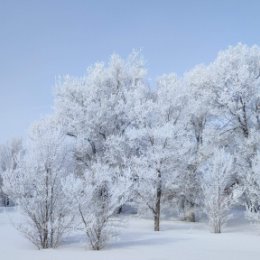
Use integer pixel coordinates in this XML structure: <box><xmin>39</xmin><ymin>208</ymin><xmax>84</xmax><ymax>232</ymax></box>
<box><xmin>0</xmin><ymin>208</ymin><xmax>260</xmax><ymax>260</ymax></box>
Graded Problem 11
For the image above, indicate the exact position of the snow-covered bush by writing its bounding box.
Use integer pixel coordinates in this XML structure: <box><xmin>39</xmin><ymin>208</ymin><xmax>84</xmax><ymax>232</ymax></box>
<box><xmin>65</xmin><ymin>162</ymin><xmax>130</xmax><ymax>250</ymax></box>
<box><xmin>244</xmin><ymin>152</ymin><xmax>260</xmax><ymax>223</ymax></box>
<box><xmin>202</xmin><ymin>149</ymin><xmax>238</xmax><ymax>233</ymax></box>
<box><xmin>0</xmin><ymin>138</ymin><xmax>23</xmax><ymax>206</ymax></box>
<box><xmin>2</xmin><ymin>118</ymin><xmax>74</xmax><ymax>249</ymax></box>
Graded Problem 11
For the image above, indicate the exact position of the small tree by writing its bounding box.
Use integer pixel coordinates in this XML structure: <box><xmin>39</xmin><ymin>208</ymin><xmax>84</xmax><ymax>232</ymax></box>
<box><xmin>0</xmin><ymin>138</ymin><xmax>23</xmax><ymax>206</ymax></box>
<box><xmin>202</xmin><ymin>149</ymin><xmax>236</xmax><ymax>233</ymax></box>
<box><xmin>66</xmin><ymin>162</ymin><xmax>130</xmax><ymax>250</ymax></box>
<box><xmin>244</xmin><ymin>152</ymin><xmax>260</xmax><ymax>223</ymax></box>
<box><xmin>3</xmin><ymin>118</ymin><xmax>74</xmax><ymax>249</ymax></box>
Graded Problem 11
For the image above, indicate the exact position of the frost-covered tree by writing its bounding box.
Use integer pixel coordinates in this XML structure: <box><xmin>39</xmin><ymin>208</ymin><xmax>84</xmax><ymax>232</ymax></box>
<box><xmin>3</xmin><ymin>118</ymin><xmax>74</xmax><ymax>249</ymax></box>
<box><xmin>65</xmin><ymin>162</ymin><xmax>130</xmax><ymax>250</ymax></box>
<box><xmin>202</xmin><ymin>149</ymin><xmax>238</xmax><ymax>233</ymax></box>
<box><xmin>244</xmin><ymin>151</ymin><xmax>260</xmax><ymax>222</ymax></box>
<box><xmin>128</xmin><ymin>73</ymin><xmax>189</xmax><ymax>231</ymax></box>
<box><xmin>208</xmin><ymin>44</ymin><xmax>260</xmax><ymax>210</ymax></box>
<box><xmin>208</xmin><ymin>44</ymin><xmax>260</xmax><ymax>168</ymax></box>
<box><xmin>53</xmin><ymin>52</ymin><xmax>150</xmax><ymax>240</ymax></box>
<box><xmin>54</xmin><ymin>51</ymin><xmax>148</xmax><ymax>175</ymax></box>
<box><xmin>209</xmin><ymin>44</ymin><xmax>260</xmax><ymax>140</ymax></box>
<box><xmin>184</xmin><ymin>65</ymin><xmax>211</xmax><ymax>151</ymax></box>
<box><xmin>0</xmin><ymin>138</ymin><xmax>23</xmax><ymax>206</ymax></box>
<box><xmin>175</xmin><ymin>65</ymin><xmax>212</xmax><ymax>222</ymax></box>
<box><xmin>0</xmin><ymin>138</ymin><xmax>23</xmax><ymax>174</ymax></box>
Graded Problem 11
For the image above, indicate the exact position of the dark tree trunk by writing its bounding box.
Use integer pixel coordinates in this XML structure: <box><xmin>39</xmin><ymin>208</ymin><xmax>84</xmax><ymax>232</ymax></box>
<box><xmin>154</xmin><ymin>169</ymin><xmax>161</xmax><ymax>231</ymax></box>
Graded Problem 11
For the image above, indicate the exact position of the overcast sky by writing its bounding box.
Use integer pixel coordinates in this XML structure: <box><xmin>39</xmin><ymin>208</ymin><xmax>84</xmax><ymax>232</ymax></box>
<box><xmin>1</xmin><ymin>0</ymin><xmax>260</xmax><ymax>143</ymax></box>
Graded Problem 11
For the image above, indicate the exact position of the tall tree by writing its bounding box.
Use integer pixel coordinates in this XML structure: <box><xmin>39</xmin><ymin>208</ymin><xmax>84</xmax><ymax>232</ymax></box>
<box><xmin>54</xmin><ymin>51</ymin><xmax>148</xmax><ymax>174</ymax></box>
<box><xmin>208</xmin><ymin>44</ymin><xmax>260</xmax><ymax>209</ymax></box>
<box><xmin>128</xmin><ymin>73</ymin><xmax>189</xmax><ymax>231</ymax></box>
<box><xmin>175</xmin><ymin>65</ymin><xmax>212</xmax><ymax>221</ymax></box>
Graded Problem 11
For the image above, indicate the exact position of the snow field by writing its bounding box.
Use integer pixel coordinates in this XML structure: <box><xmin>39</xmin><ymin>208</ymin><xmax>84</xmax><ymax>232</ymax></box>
<box><xmin>0</xmin><ymin>208</ymin><xmax>260</xmax><ymax>260</ymax></box>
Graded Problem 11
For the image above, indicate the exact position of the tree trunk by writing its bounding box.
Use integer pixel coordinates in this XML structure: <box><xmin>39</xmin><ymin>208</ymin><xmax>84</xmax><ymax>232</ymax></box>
<box><xmin>154</xmin><ymin>169</ymin><xmax>162</xmax><ymax>231</ymax></box>
<box><xmin>184</xmin><ymin>208</ymin><xmax>196</xmax><ymax>222</ymax></box>
<box><xmin>43</xmin><ymin>169</ymin><xmax>50</xmax><ymax>249</ymax></box>
<box><xmin>154</xmin><ymin>211</ymin><xmax>160</xmax><ymax>231</ymax></box>
<box><xmin>213</xmin><ymin>220</ymin><xmax>221</xmax><ymax>233</ymax></box>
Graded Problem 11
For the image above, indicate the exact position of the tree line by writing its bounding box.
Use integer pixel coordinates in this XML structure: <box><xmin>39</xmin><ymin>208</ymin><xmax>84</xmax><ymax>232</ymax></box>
<box><xmin>1</xmin><ymin>44</ymin><xmax>260</xmax><ymax>249</ymax></box>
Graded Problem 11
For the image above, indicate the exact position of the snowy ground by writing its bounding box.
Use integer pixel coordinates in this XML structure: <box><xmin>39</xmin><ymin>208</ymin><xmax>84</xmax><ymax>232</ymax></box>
<box><xmin>0</xmin><ymin>208</ymin><xmax>260</xmax><ymax>260</ymax></box>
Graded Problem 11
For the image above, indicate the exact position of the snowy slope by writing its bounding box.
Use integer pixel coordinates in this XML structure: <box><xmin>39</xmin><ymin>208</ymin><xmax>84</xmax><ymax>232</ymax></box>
<box><xmin>0</xmin><ymin>208</ymin><xmax>259</xmax><ymax>260</ymax></box>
